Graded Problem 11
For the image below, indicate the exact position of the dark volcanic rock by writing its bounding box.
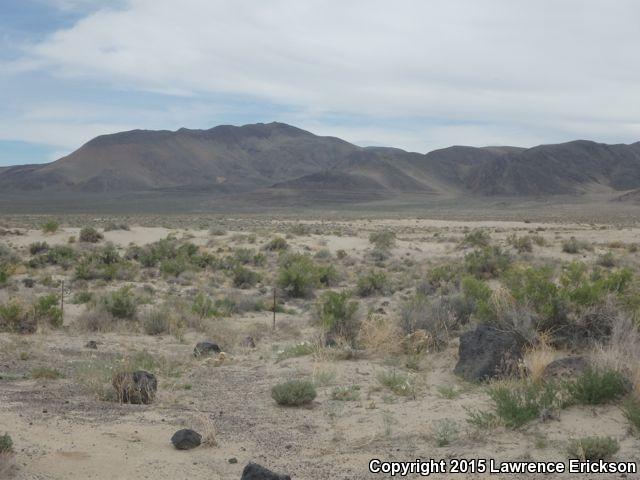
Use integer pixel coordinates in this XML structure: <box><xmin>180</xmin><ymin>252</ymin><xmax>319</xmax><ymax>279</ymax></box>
<box><xmin>171</xmin><ymin>429</ymin><xmax>201</xmax><ymax>450</ymax></box>
<box><xmin>112</xmin><ymin>370</ymin><xmax>157</xmax><ymax>404</ymax></box>
<box><xmin>194</xmin><ymin>341</ymin><xmax>221</xmax><ymax>357</ymax></box>
<box><xmin>85</xmin><ymin>340</ymin><xmax>98</xmax><ymax>349</ymax></box>
<box><xmin>454</xmin><ymin>325</ymin><xmax>524</xmax><ymax>381</ymax></box>
<box><xmin>241</xmin><ymin>462</ymin><xmax>291</xmax><ymax>480</ymax></box>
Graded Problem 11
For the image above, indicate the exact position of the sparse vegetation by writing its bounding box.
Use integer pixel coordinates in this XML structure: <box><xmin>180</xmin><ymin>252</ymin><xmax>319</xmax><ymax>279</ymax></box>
<box><xmin>567</xmin><ymin>436</ymin><xmax>619</xmax><ymax>461</ymax></box>
<box><xmin>271</xmin><ymin>380</ymin><xmax>317</xmax><ymax>406</ymax></box>
<box><xmin>79</xmin><ymin>226</ymin><xmax>104</xmax><ymax>243</ymax></box>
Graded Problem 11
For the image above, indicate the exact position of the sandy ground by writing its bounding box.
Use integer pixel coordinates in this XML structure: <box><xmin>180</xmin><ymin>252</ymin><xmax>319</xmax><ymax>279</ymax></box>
<box><xmin>1</xmin><ymin>218</ymin><xmax>640</xmax><ymax>479</ymax></box>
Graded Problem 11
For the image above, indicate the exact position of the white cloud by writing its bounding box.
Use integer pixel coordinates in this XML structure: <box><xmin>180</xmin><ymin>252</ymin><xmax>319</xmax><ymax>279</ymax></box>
<box><xmin>5</xmin><ymin>0</ymin><xmax>640</xmax><ymax>153</ymax></box>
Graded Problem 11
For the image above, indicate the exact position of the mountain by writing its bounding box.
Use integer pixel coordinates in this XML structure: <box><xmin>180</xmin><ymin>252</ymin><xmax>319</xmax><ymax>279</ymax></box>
<box><xmin>2</xmin><ymin>122</ymin><xmax>640</xmax><ymax>210</ymax></box>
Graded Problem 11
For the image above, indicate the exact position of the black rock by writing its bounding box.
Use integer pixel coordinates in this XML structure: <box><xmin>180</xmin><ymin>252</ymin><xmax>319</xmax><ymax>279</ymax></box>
<box><xmin>228</xmin><ymin>457</ymin><xmax>238</xmax><ymax>464</ymax></box>
<box><xmin>241</xmin><ymin>462</ymin><xmax>291</xmax><ymax>480</ymax></box>
<box><xmin>112</xmin><ymin>370</ymin><xmax>157</xmax><ymax>404</ymax></box>
<box><xmin>542</xmin><ymin>356</ymin><xmax>590</xmax><ymax>380</ymax></box>
<box><xmin>22</xmin><ymin>278</ymin><xmax>35</xmax><ymax>288</ymax></box>
<box><xmin>194</xmin><ymin>341</ymin><xmax>221</xmax><ymax>357</ymax></box>
<box><xmin>454</xmin><ymin>325</ymin><xmax>524</xmax><ymax>381</ymax></box>
<box><xmin>171</xmin><ymin>429</ymin><xmax>201</xmax><ymax>450</ymax></box>
<box><xmin>242</xmin><ymin>336</ymin><xmax>256</xmax><ymax>348</ymax></box>
<box><xmin>85</xmin><ymin>340</ymin><xmax>98</xmax><ymax>349</ymax></box>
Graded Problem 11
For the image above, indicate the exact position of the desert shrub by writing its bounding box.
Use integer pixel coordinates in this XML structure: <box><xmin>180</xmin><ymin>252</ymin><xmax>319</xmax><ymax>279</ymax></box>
<box><xmin>336</xmin><ymin>249</ymin><xmax>347</xmax><ymax>259</ymax></box>
<box><xmin>290</xmin><ymin>223</ymin><xmax>310</xmax><ymax>235</ymax></box>
<box><xmin>488</xmin><ymin>380</ymin><xmax>563</xmax><ymax>428</ymax></box>
<box><xmin>29</xmin><ymin>245</ymin><xmax>76</xmax><ymax>269</ymax></box>
<box><xmin>622</xmin><ymin>399</ymin><xmax>640</xmax><ymax>435</ymax></box>
<box><xmin>33</xmin><ymin>294</ymin><xmax>63</xmax><ymax>328</ymax></box>
<box><xmin>399</xmin><ymin>293</ymin><xmax>456</xmax><ymax>349</ymax></box>
<box><xmin>465</xmin><ymin>408</ymin><xmax>499</xmax><ymax>430</ymax></box>
<box><xmin>562</xmin><ymin>237</ymin><xmax>592</xmax><ymax>254</ymax></box>
<box><xmin>559</xmin><ymin>263</ymin><xmax>632</xmax><ymax>308</ymax></box>
<box><xmin>369</xmin><ymin>230</ymin><xmax>396</xmax><ymax>250</ymax></box>
<box><xmin>418</xmin><ymin>264</ymin><xmax>462</xmax><ymax>295</ymax></box>
<box><xmin>191</xmin><ymin>292</ymin><xmax>217</xmax><ymax>318</ymax></box>
<box><xmin>160</xmin><ymin>257</ymin><xmax>190</xmax><ymax>277</ymax></box>
<box><xmin>209</xmin><ymin>227</ymin><xmax>226</xmax><ymax>236</ymax></box>
<box><xmin>276</xmin><ymin>342</ymin><xmax>315</xmax><ymax>361</ymax></box>
<box><xmin>506</xmin><ymin>234</ymin><xmax>533</xmax><ymax>253</ymax></box>
<box><xmin>358</xmin><ymin>314</ymin><xmax>403</xmax><ymax>356</ymax></box>
<box><xmin>377</xmin><ymin>370</ymin><xmax>415</xmax><ymax>396</ymax></box>
<box><xmin>314</xmin><ymin>249</ymin><xmax>332</xmax><ymax>260</ymax></box>
<box><xmin>96</xmin><ymin>286</ymin><xmax>138</xmax><ymax>319</ymax></box>
<box><xmin>356</xmin><ymin>270</ymin><xmax>387</xmax><ymax>297</ymax></box>
<box><xmin>103</xmin><ymin>222</ymin><xmax>129</xmax><ymax>231</ymax></box>
<box><xmin>565</xmin><ymin>368</ymin><xmax>629</xmax><ymax>405</ymax></box>
<box><xmin>317</xmin><ymin>264</ymin><xmax>339</xmax><ymax>287</ymax></box>
<box><xmin>277</xmin><ymin>253</ymin><xmax>319</xmax><ymax>298</ymax></box>
<box><xmin>271</xmin><ymin>380</ymin><xmax>317</xmax><ymax>406</ymax></box>
<box><xmin>79</xmin><ymin>227</ymin><xmax>103</xmax><ymax>243</ymax></box>
<box><xmin>331</xmin><ymin>385</ymin><xmax>361</xmax><ymax>401</ymax></box>
<box><xmin>567</xmin><ymin>436</ymin><xmax>619</xmax><ymax>461</ymax></box>
<box><xmin>264</xmin><ymin>236</ymin><xmax>288</xmax><ymax>251</ymax></box>
<box><xmin>42</xmin><ymin>220</ymin><xmax>59</xmax><ymax>233</ymax></box>
<box><xmin>367</xmin><ymin>247</ymin><xmax>391</xmax><ymax>265</ymax></box>
<box><xmin>0</xmin><ymin>267</ymin><xmax>9</xmax><ymax>286</ymax></box>
<box><xmin>141</xmin><ymin>306</ymin><xmax>181</xmax><ymax>336</ymax></box>
<box><xmin>0</xmin><ymin>300</ymin><xmax>35</xmax><ymax>333</ymax></box>
<box><xmin>31</xmin><ymin>366</ymin><xmax>63</xmax><ymax>379</ymax></box>
<box><xmin>233</xmin><ymin>248</ymin><xmax>254</xmax><ymax>264</ymax></box>
<box><xmin>0</xmin><ymin>434</ymin><xmax>13</xmax><ymax>453</ymax></box>
<box><xmin>432</xmin><ymin>418</ymin><xmax>459</xmax><ymax>447</ymax></box>
<box><xmin>29</xmin><ymin>241</ymin><xmax>49</xmax><ymax>255</ymax></box>
<box><xmin>315</xmin><ymin>291</ymin><xmax>359</xmax><ymax>344</ymax></box>
<box><xmin>460</xmin><ymin>229</ymin><xmax>491</xmax><ymax>248</ymax></box>
<box><xmin>464</xmin><ymin>246</ymin><xmax>511</xmax><ymax>279</ymax></box>
<box><xmin>71</xmin><ymin>291</ymin><xmax>93</xmax><ymax>304</ymax></box>
<box><xmin>232</xmin><ymin>265</ymin><xmax>261</xmax><ymax>288</ymax></box>
<box><xmin>597</xmin><ymin>252</ymin><xmax>616</xmax><ymax>268</ymax></box>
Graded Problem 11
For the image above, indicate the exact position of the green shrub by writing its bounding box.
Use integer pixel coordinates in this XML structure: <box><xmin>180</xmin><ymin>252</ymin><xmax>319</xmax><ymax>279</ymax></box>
<box><xmin>79</xmin><ymin>226</ymin><xmax>103</xmax><ymax>243</ymax></box>
<box><xmin>276</xmin><ymin>342</ymin><xmax>315</xmax><ymax>362</ymax></box>
<box><xmin>377</xmin><ymin>370</ymin><xmax>415</xmax><ymax>396</ymax></box>
<box><xmin>71</xmin><ymin>291</ymin><xmax>93</xmax><ymax>304</ymax></box>
<box><xmin>209</xmin><ymin>227</ymin><xmax>226</xmax><ymax>236</ymax></box>
<box><xmin>191</xmin><ymin>292</ymin><xmax>217</xmax><ymax>318</ymax></box>
<box><xmin>141</xmin><ymin>307</ymin><xmax>172</xmax><ymax>335</ymax></box>
<box><xmin>29</xmin><ymin>245</ymin><xmax>76</xmax><ymax>269</ymax></box>
<box><xmin>356</xmin><ymin>270</ymin><xmax>387</xmax><ymax>297</ymax></box>
<box><xmin>567</xmin><ymin>436</ymin><xmax>619</xmax><ymax>461</ymax></box>
<box><xmin>277</xmin><ymin>254</ymin><xmax>319</xmax><ymax>298</ymax></box>
<box><xmin>232</xmin><ymin>265</ymin><xmax>261</xmax><ymax>288</ymax></box>
<box><xmin>315</xmin><ymin>291</ymin><xmax>359</xmax><ymax>344</ymax></box>
<box><xmin>271</xmin><ymin>380</ymin><xmax>317</xmax><ymax>406</ymax></box>
<box><xmin>331</xmin><ymin>385</ymin><xmax>361</xmax><ymax>401</ymax></box>
<box><xmin>317</xmin><ymin>264</ymin><xmax>339</xmax><ymax>287</ymax></box>
<box><xmin>506</xmin><ymin>234</ymin><xmax>533</xmax><ymax>253</ymax></box>
<box><xmin>622</xmin><ymin>399</ymin><xmax>640</xmax><ymax>435</ymax></box>
<box><xmin>0</xmin><ymin>300</ymin><xmax>34</xmax><ymax>333</ymax></box>
<box><xmin>399</xmin><ymin>294</ymin><xmax>457</xmax><ymax>349</ymax></box>
<box><xmin>465</xmin><ymin>407</ymin><xmax>499</xmax><ymax>430</ymax></box>
<box><xmin>565</xmin><ymin>368</ymin><xmax>629</xmax><ymax>405</ymax></box>
<box><xmin>597</xmin><ymin>252</ymin><xmax>616</xmax><ymax>268</ymax></box>
<box><xmin>96</xmin><ymin>286</ymin><xmax>138</xmax><ymax>319</ymax></box>
<box><xmin>265</xmin><ymin>237</ymin><xmax>288</xmax><ymax>251</ymax></box>
<box><xmin>33</xmin><ymin>294</ymin><xmax>63</xmax><ymax>328</ymax></box>
<box><xmin>488</xmin><ymin>380</ymin><xmax>562</xmax><ymax>428</ymax></box>
<box><xmin>432</xmin><ymin>418</ymin><xmax>459</xmax><ymax>447</ymax></box>
<box><xmin>103</xmin><ymin>222</ymin><xmax>129</xmax><ymax>231</ymax></box>
<box><xmin>464</xmin><ymin>246</ymin><xmax>511</xmax><ymax>279</ymax></box>
<box><xmin>562</xmin><ymin>237</ymin><xmax>592</xmax><ymax>254</ymax></box>
<box><xmin>0</xmin><ymin>433</ymin><xmax>13</xmax><ymax>453</ymax></box>
<box><xmin>369</xmin><ymin>230</ymin><xmax>396</xmax><ymax>250</ymax></box>
<box><xmin>461</xmin><ymin>229</ymin><xmax>491</xmax><ymax>248</ymax></box>
<box><xmin>29</xmin><ymin>241</ymin><xmax>49</xmax><ymax>255</ymax></box>
<box><xmin>42</xmin><ymin>221</ymin><xmax>59</xmax><ymax>234</ymax></box>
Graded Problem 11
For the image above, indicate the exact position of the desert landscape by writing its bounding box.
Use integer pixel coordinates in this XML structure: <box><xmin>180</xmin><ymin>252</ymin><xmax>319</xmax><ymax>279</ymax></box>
<box><xmin>1</xmin><ymin>214</ymin><xmax>640</xmax><ymax>479</ymax></box>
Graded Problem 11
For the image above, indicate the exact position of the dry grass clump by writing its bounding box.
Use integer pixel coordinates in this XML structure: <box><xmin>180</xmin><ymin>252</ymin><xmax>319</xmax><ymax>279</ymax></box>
<box><xmin>592</xmin><ymin>315</ymin><xmax>640</xmax><ymax>398</ymax></box>
<box><xmin>194</xmin><ymin>412</ymin><xmax>218</xmax><ymax>447</ymax></box>
<box><xmin>0</xmin><ymin>452</ymin><xmax>16</xmax><ymax>479</ymax></box>
<box><xmin>521</xmin><ymin>331</ymin><xmax>556</xmax><ymax>382</ymax></box>
<box><xmin>358</xmin><ymin>314</ymin><xmax>403</xmax><ymax>356</ymax></box>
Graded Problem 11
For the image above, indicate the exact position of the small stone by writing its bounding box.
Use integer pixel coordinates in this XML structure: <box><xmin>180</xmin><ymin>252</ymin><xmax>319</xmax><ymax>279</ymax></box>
<box><xmin>171</xmin><ymin>429</ymin><xmax>202</xmax><ymax>450</ymax></box>
<box><xmin>228</xmin><ymin>457</ymin><xmax>238</xmax><ymax>464</ymax></box>
<box><xmin>241</xmin><ymin>463</ymin><xmax>291</xmax><ymax>480</ymax></box>
<box><xmin>85</xmin><ymin>340</ymin><xmax>98</xmax><ymax>349</ymax></box>
<box><xmin>194</xmin><ymin>341</ymin><xmax>221</xmax><ymax>357</ymax></box>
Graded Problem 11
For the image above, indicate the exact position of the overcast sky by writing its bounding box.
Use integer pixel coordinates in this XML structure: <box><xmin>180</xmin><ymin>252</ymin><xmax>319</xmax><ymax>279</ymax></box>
<box><xmin>1</xmin><ymin>0</ymin><xmax>639</xmax><ymax>165</ymax></box>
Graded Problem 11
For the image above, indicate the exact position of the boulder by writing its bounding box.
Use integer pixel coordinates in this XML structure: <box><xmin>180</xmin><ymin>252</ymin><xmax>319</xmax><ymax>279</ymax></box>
<box><xmin>171</xmin><ymin>429</ymin><xmax>201</xmax><ymax>450</ymax></box>
<box><xmin>454</xmin><ymin>325</ymin><xmax>523</xmax><ymax>381</ymax></box>
<box><xmin>194</xmin><ymin>341</ymin><xmax>221</xmax><ymax>357</ymax></box>
<box><xmin>241</xmin><ymin>462</ymin><xmax>291</xmax><ymax>480</ymax></box>
<box><xmin>542</xmin><ymin>356</ymin><xmax>590</xmax><ymax>380</ymax></box>
<box><xmin>112</xmin><ymin>370</ymin><xmax>157</xmax><ymax>404</ymax></box>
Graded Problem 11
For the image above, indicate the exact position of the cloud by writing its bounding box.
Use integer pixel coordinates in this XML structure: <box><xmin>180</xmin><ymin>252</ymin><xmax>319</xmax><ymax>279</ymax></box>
<box><xmin>3</xmin><ymin>0</ymin><xmax>640</xmax><ymax>158</ymax></box>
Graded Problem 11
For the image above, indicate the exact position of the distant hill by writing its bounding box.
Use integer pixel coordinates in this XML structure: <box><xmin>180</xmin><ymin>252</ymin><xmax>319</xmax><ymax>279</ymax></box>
<box><xmin>1</xmin><ymin>122</ymin><xmax>640</xmax><ymax>209</ymax></box>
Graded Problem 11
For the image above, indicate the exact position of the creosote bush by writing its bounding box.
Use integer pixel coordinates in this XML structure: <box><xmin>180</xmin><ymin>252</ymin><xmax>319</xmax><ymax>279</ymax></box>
<box><xmin>356</xmin><ymin>270</ymin><xmax>387</xmax><ymax>297</ymax></box>
<box><xmin>277</xmin><ymin>253</ymin><xmax>320</xmax><ymax>298</ymax></box>
<box><xmin>95</xmin><ymin>286</ymin><xmax>138</xmax><ymax>319</ymax></box>
<box><xmin>315</xmin><ymin>291</ymin><xmax>359</xmax><ymax>345</ymax></box>
<box><xmin>264</xmin><ymin>236</ymin><xmax>288</xmax><ymax>251</ymax></box>
<box><xmin>41</xmin><ymin>220</ymin><xmax>59</xmax><ymax>234</ymax></box>
<box><xmin>271</xmin><ymin>380</ymin><xmax>317</xmax><ymax>406</ymax></box>
<box><xmin>79</xmin><ymin>226</ymin><xmax>104</xmax><ymax>243</ymax></box>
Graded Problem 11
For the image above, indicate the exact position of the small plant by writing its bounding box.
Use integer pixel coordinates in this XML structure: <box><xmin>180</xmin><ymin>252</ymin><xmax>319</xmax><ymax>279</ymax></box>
<box><xmin>377</xmin><ymin>370</ymin><xmax>415</xmax><ymax>397</ymax></box>
<box><xmin>0</xmin><ymin>433</ymin><xmax>13</xmax><ymax>453</ymax></box>
<box><xmin>369</xmin><ymin>230</ymin><xmax>396</xmax><ymax>250</ymax></box>
<box><xmin>488</xmin><ymin>380</ymin><xmax>562</xmax><ymax>428</ymax></box>
<box><xmin>33</xmin><ymin>294</ymin><xmax>63</xmax><ymax>328</ymax></box>
<box><xmin>276</xmin><ymin>342</ymin><xmax>315</xmax><ymax>362</ymax></box>
<box><xmin>436</xmin><ymin>385</ymin><xmax>460</xmax><ymax>399</ymax></box>
<box><xmin>42</xmin><ymin>220</ymin><xmax>59</xmax><ymax>234</ymax></box>
<box><xmin>506</xmin><ymin>234</ymin><xmax>533</xmax><ymax>253</ymax></box>
<box><xmin>104</xmin><ymin>222</ymin><xmax>129</xmax><ymax>231</ymax></box>
<box><xmin>356</xmin><ymin>270</ymin><xmax>387</xmax><ymax>297</ymax></box>
<box><xmin>141</xmin><ymin>307</ymin><xmax>174</xmax><ymax>335</ymax></box>
<box><xmin>597</xmin><ymin>252</ymin><xmax>616</xmax><ymax>268</ymax></box>
<box><xmin>461</xmin><ymin>229</ymin><xmax>491</xmax><ymax>248</ymax></box>
<box><xmin>567</xmin><ymin>436</ymin><xmax>619</xmax><ymax>461</ymax></box>
<box><xmin>265</xmin><ymin>236</ymin><xmax>288</xmax><ymax>251</ymax></box>
<box><xmin>271</xmin><ymin>379</ymin><xmax>317</xmax><ymax>406</ymax></box>
<box><xmin>432</xmin><ymin>418</ymin><xmax>459</xmax><ymax>447</ymax></box>
<box><xmin>209</xmin><ymin>227</ymin><xmax>226</xmax><ymax>236</ymax></box>
<box><xmin>331</xmin><ymin>385</ymin><xmax>361</xmax><ymax>401</ymax></box>
<box><xmin>565</xmin><ymin>368</ymin><xmax>629</xmax><ymax>405</ymax></box>
<box><xmin>464</xmin><ymin>246</ymin><xmax>511</xmax><ymax>279</ymax></box>
<box><xmin>277</xmin><ymin>253</ymin><xmax>319</xmax><ymax>298</ymax></box>
<box><xmin>315</xmin><ymin>291</ymin><xmax>359</xmax><ymax>345</ymax></box>
<box><xmin>562</xmin><ymin>237</ymin><xmax>592</xmax><ymax>254</ymax></box>
<box><xmin>29</xmin><ymin>241</ymin><xmax>49</xmax><ymax>255</ymax></box>
<box><xmin>71</xmin><ymin>291</ymin><xmax>93</xmax><ymax>304</ymax></box>
<box><xmin>232</xmin><ymin>265</ymin><xmax>261</xmax><ymax>288</ymax></box>
<box><xmin>31</xmin><ymin>366</ymin><xmax>63</xmax><ymax>379</ymax></box>
<box><xmin>79</xmin><ymin>226</ymin><xmax>104</xmax><ymax>243</ymax></box>
<box><xmin>622</xmin><ymin>399</ymin><xmax>640</xmax><ymax>435</ymax></box>
<box><xmin>465</xmin><ymin>407</ymin><xmax>499</xmax><ymax>430</ymax></box>
<box><xmin>96</xmin><ymin>286</ymin><xmax>138</xmax><ymax>319</ymax></box>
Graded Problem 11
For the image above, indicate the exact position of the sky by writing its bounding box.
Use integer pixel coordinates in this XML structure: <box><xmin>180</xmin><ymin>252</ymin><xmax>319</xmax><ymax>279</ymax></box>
<box><xmin>1</xmin><ymin>0</ymin><xmax>640</xmax><ymax>166</ymax></box>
